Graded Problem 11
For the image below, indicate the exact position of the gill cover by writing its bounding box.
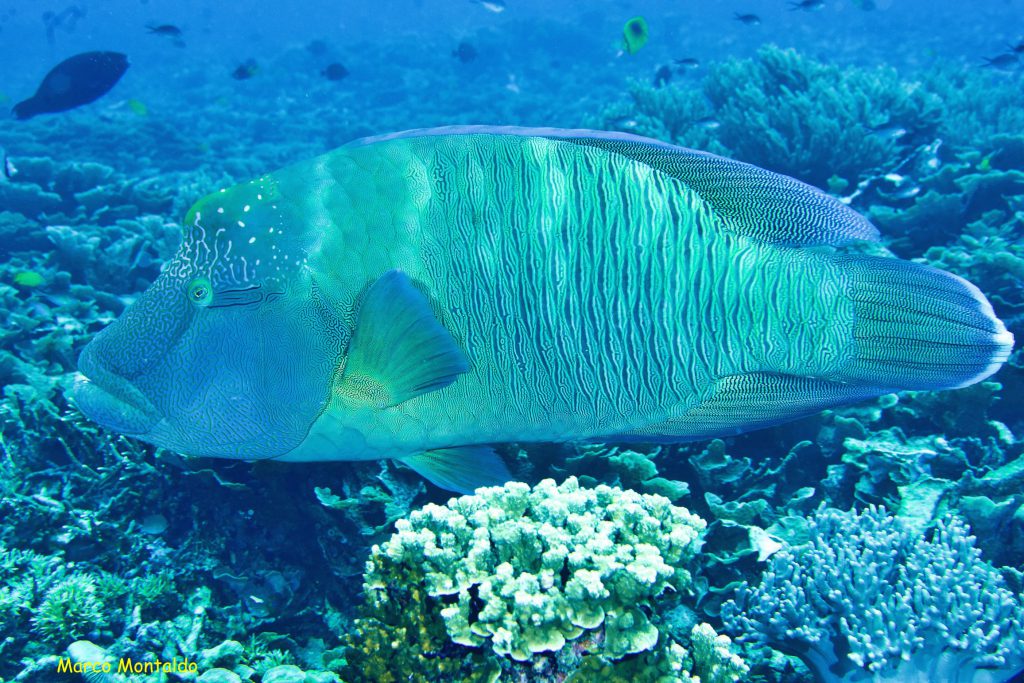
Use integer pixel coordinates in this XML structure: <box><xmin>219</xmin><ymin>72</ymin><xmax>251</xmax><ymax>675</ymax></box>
<box><xmin>75</xmin><ymin>174</ymin><xmax>345</xmax><ymax>459</ymax></box>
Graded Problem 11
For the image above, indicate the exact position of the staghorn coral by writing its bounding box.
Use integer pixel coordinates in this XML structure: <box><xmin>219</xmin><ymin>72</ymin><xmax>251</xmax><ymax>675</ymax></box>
<box><xmin>595</xmin><ymin>45</ymin><xmax>942</xmax><ymax>189</ymax></box>
<box><xmin>922</xmin><ymin>67</ymin><xmax>1024</xmax><ymax>149</ymax></box>
<box><xmin>721</xmin><ymin>506</ymin><xmax>1024</xmax><ymax>683</ymax></box>
<box><xmin>702</xmin><ymin>45</ymin><xmax>941</xmax><ymax>188</ymax></box>
<box><xmin>589</xmin><ymin>79</ymin><xmax>726</xmax><ymax>155</ymax></box>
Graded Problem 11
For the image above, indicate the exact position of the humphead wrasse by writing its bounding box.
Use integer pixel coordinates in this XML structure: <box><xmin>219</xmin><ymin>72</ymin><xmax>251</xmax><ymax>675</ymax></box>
<box><xmin>72</xmin><ymin>127</ymin><xmax>1015</xmax><ymax>493</ymax></box>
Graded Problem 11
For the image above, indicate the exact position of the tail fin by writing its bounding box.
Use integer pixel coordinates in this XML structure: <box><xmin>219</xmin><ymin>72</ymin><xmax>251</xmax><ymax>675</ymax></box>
<box><xmin>840</xmin><ymin>256</ymin><xmax>1014</xmax><ymax>391</ymax></box>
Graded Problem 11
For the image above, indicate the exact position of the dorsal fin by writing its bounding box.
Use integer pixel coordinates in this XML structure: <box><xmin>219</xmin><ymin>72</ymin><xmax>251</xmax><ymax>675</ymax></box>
<box><xmin>349</xmin><ymin>125</ymin><xmax>880</xmax><ymax>247</ymax></box>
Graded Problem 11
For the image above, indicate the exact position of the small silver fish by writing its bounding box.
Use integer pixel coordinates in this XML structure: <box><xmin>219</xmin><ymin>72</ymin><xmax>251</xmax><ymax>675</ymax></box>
<box><xmin>868</xmin><ymin>124</ymin><xmax>909</xmax><ymax>141</ymax></box>
<box><xmin>3</xmin><ymin>151</ymin><xmax>16</xmax><ymax>180</ymax></box>
<box><xmin>470</xmin><ymin>0</ymin><xmax>506</xmax><ymax>13</ymax></box>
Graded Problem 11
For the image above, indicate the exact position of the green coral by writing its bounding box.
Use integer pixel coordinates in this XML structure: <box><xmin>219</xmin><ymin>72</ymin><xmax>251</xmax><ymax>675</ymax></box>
<box><xmin>343</xmin><ymin>556</ymin><xmax>496</xmax><ymax>682</ymax></box>
<box><xmin>688</xmin><ymin>623</ymin><xmax>749</xmax><ymax>683</ymax></box>
<box><xmin>556</xmin><ymin>444</ymin><xmax>691</xmax><ymax>502</ymax></box>
<box><xmin>32</xmin><ymin>574</ymin><xmax>108</xmax><ymax>642</ymax></box>
<box><xmin>345</xmin><ymin>478</ymin><xmax>730</xmax><ymax>681</ymax></box>
<box><xmin>133</xmin><ymin>570</ymin><xmax>179</xmax><ymax>616</ymax></box>
<box><xmin>567</xmin><ymin>641</ymin><xmax>693</xmax><ymax>682</ymax></box>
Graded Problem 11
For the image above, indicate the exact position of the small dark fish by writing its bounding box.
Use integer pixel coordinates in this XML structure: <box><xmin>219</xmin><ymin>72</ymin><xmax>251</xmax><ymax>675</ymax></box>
<box><xmin>231</xmin><ymin>58</ymin><xmax>259</xmax><ymax>80</ymax></box>
<box><xmin>322</xmin><ymin>62</ymin><xmax>349</xmax><ymax>81</ymax></box>
<box><xmin>674</xmin><ymin>57</ymin><xmax>700</xmax><ymax>69</ymax></box>
<box><xmin>470</xmin><ymin>0</ymin><xmax>506</xmax><ymax>13</ymax></box>
<box><xmin>452</xmin><ymin>41</ymin><xmax>477</xmax><ymax>64</ymax></box>
<box><xmin>982</xmin><ymin>53</ymin><xmax>1019</xmax><ymax>69</ymax></box>
<box><xmin>13</xmin><ymin>51</ymin><xmax>129</xmax><ymax>120</ymax></box>
<box><xmin>734</xmin><ymin>13</ymin><xmax>761</xmax><ymax>25</ymax></box>
<box><xmin>146</xmin><ymin>23</ymin><xmax>181</xmax><ymax>37</ymax></box>
<box><xmin>653</xmin><ymin>65</ymin><xmax>672</xmax><ymax>88</ymax></box>
<box><xmin>789</xmin><ymin>0</ymin><xmax>824</xmax><ymax>10</ymax></box>
<box><xmin>146</xmin><ymin>23</ymin><xmax>184</xmax><ymax>47</ymax></box>
<box><xmin>307</xmin><ymin>39</ymin><xmax>329</xmax><ymax>57</ymax></box>
<box><xmin>1008</xmin><ymin>40</ymin><xmax>1024</xmax><ymax>54</ymax></box>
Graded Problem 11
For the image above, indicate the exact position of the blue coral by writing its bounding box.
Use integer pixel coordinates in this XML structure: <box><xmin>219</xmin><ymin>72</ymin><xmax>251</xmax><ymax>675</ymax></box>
<box><xmin>721</xmin><ymin>506</ymin><xmax>1024</xmax><ymax>682</ymax></box>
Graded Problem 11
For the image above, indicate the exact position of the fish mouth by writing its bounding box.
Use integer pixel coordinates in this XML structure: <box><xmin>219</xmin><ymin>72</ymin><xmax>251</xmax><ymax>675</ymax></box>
<box><xmin>71</xmin><ymin>368</ymin><xmax>161</xmax><ymax>437</ymax></box>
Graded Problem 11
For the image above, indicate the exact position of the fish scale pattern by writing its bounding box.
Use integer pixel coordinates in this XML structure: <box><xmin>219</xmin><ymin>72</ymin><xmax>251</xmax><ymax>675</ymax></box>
<box><xmin>293</xmin><ymin>129</ymin><xmax>1008</xmax><ymax>451</ymax></box>
<box><xmin>381</xmin><ymin>133</ymin><xmax>848</xmax><ymax>443</ymax></box>
<box><xmin>555</xmin><ymin>135</ymin><xmax>881</xmax><ymax>246</ymax></box>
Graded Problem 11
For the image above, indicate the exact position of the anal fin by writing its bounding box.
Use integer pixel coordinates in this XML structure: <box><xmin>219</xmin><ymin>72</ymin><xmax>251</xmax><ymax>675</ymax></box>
<box><xmin>622</xmin><ymin>373</ymin><xmax>887</xmax><ymax>441</ymax></box>
<box><xmin>401</xmin><ymin>446</ymin><xmax>512</xmax><ymax>495</ymax></box>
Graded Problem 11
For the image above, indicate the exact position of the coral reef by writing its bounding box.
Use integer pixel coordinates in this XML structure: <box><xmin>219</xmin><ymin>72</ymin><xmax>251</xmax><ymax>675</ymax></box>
<box><xmin>720</xmin><ymin>506</ymin><xmax>1024</xmax><ymax>683</ymax></box>
<box><xmin>0</xmin><ymin>29</ymin><xmax>1021</xmax><ymax>682</ymax></box>
<box><xmin>596</xmin><ymin>45</ymin><xmax>943</xmax><ymax>188</ymax></box>
<box><xmin>345</xmin><ymin>477</ymin><xmax>746</xmax><ymax>682</ymax></box>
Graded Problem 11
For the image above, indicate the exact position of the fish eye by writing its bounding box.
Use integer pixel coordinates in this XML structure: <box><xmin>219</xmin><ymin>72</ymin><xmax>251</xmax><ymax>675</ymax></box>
<box><xmin>187</xmin><ymin>276</ymin><xmax>213</xmax><ymax>307</ymax></box>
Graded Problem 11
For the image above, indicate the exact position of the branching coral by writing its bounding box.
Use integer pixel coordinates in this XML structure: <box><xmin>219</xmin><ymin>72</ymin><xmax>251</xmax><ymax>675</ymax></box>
<box><xmin>596</xmin><ymin>45</ymin><xmax>942</xmax><ymax>189</ymax></box>
<box><xmin>721</xmin><ymin>506</ymin><xmax>1024</xmax><ymax>682</ymax></box>
<box><xmin>32</xmin><ymin>574</ymin><xmax>108</xmax><ymax>643</ymax></box>
<box><xmin>347</xmin><ymin>477</ymin><xmax>745</xmax><ymax>682</ymax></box>
<box><xmin>380</xmin><ymin>477</ymin><xmax>703</xmax><ymax>661</ymax></box>
<box><xmin>704</xmin><ymin>46</ymin><xmax>942</xmax><ymax>188</ymax></box>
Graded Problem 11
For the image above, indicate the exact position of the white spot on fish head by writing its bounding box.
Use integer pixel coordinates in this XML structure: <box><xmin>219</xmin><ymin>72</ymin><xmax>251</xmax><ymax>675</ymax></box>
<box><xmin>248</xmin><ymin>237</ymin><xmax>256</xmax><ymax>244</ymax></box>
<box><xmin>238</xmin><ymin>220</ymin><xmax>246</xmax><ymax>228</ymax></box>
<box><xmin>217</xmin><ymin>207</ymin><xmax>224</xmax><ymax>214</ymax></box>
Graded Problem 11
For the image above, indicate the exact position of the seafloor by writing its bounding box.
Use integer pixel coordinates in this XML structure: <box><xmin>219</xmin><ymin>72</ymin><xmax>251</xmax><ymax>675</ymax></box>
<box><xmin>1</xmin><ymin>17</ymin><xmax>1023</xmax><ymax>683</ymax></box>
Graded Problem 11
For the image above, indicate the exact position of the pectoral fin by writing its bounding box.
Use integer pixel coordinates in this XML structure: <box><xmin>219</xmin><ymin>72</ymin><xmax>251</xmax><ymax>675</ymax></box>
<box><xmin>402</xmin><ymin>446</ymin><xmax>512</xmax><ymax>494</ymax></box>
<box><xmin>335</xmin><ymin>270</ymin><xmax>469</xmax><ymax>408</ymax></box>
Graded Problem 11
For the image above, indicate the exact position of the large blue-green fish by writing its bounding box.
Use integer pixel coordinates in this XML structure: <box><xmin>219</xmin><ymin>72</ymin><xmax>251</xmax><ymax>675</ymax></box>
<box><xmin>72</xmin><ymin>127</ymin><xmax>1014</xmax><ymax>493</ymax></box>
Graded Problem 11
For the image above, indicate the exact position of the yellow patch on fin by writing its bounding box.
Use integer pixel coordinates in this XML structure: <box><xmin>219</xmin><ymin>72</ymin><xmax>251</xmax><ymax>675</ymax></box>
<box><xmin>335</xmin><ymin>270</ymin><xmax>469</xmax><ymax>408</ymax></box>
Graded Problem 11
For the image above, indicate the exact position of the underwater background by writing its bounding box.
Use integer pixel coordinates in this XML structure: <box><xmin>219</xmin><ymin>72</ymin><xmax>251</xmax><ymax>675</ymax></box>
<box><xmin>1</xmin><ymin>0</ymin><xmax>1024</xmax><ymax>681</ymax></box>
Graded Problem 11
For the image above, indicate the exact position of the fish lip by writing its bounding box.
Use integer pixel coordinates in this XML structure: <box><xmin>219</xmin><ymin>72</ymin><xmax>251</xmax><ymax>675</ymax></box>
<box><xmin>71</xmin><ymin>369</ymin><xmax>160</xmax><ymax>436</ymax></box>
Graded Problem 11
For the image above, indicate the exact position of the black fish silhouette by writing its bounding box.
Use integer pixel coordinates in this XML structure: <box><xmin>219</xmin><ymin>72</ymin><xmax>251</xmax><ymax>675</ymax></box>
<box><xmin>322</xmin><ymin>63</ymin><xmax>349</xmax><ymax>81</ymax></box>
<box><xmin>13</xmin><ymin>51</ymin><xmax>128</xmax><ymax>120</ymax></box>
